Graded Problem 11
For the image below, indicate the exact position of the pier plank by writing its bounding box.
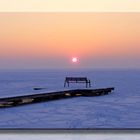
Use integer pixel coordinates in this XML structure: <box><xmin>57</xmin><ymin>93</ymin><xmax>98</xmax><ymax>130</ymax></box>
<box><xmin>0</xmin><ymin>87</ymin><xmax>114</xmax><ymax>108</ymax></box>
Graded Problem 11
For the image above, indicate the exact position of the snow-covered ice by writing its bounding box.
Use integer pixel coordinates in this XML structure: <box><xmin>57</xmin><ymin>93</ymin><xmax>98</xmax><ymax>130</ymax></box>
<box><xmin>0</xmin><ymin>69</ymin><xmax>140</xmax><ymax>128</ymax></box>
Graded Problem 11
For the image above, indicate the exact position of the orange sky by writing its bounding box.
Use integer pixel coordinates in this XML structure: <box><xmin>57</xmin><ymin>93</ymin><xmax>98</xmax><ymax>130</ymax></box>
<box><xmin>0</xmin><ymin>13</ymin><xmax>140</xmax><ymax>69</ymax></box>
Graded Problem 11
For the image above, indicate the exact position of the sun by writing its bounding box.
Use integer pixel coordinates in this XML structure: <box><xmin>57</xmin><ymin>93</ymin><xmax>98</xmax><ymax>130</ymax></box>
<box><xmin>72</xmin><ymin>57</ymin><xmax>78</xmax><ymax>63</ymax></box>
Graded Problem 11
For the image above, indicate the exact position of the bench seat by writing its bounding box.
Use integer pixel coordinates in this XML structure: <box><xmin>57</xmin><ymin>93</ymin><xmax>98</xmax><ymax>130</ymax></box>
<box><xmin>64</xmin><ymin>77</ymin><xmax>91</xmax><ymax>88</ymax></box>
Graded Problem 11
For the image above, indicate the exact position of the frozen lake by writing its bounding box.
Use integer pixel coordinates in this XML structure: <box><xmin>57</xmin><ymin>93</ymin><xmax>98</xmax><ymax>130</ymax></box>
<box><xmin>0</xmin><ymin>69</ymin><xmax>140</xmax><ymax>129</ymax></box>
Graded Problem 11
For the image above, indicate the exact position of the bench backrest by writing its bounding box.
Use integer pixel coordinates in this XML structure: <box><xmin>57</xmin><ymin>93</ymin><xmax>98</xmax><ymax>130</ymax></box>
<box><xmin>65</xmin><ymin>77</ymin><xmax>88</xmax><ymax>81</ymax></box>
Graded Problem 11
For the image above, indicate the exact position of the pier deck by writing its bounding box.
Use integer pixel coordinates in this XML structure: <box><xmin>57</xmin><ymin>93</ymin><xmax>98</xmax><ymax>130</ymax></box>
<box><xmin>0</xmin><ymin>87</ymin><xmax>114</xmax><ymax>108</ymax></box>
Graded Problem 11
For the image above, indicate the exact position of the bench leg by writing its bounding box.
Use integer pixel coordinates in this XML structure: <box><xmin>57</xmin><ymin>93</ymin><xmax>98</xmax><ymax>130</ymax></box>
<box><xmin>64</xmin><ymin>81</ymin><xmax>66</xmax><ymax>87</ymax></box>
<box><xmin>64</xmin><ymin>81</ymin><xmax>69</xmax><ymax>87</ymax></box>
<box><xmin>88</xmin><ymin>80</ymin><xmax>91</xmax><ymax>87</ymax></box>
<box><xmin>64</xmin><ymin>81</ymin><xmax>68</xmax><ymax>87</ymax></box>
<box><xmin>86</xmin><ymin>81</ymin><xmax>91</xmax><ymax>88</ymax></box>
<box><xmin>89</xmin><ymin>82</ymin><xmax>91</xmax><ymax>87</ymax></box>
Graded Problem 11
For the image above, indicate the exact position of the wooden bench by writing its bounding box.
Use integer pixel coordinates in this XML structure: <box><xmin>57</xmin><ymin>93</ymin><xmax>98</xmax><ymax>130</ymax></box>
<box><xmin>64</xmin><ymin>77</ymin><xmax>91</xmax><ymax>88</ymax></box>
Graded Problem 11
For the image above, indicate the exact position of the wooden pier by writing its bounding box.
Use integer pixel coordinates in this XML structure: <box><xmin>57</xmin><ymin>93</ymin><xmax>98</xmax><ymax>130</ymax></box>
<box><xmin>0</xmin><ymin>87</ymin><xmax>114</xmax><ymax>108</ymax></box>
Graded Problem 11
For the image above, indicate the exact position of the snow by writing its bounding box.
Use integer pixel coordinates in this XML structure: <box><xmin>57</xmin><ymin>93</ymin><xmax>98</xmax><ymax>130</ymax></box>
<box><xmin>1</xmin><ymin>133</ymin><xmax>140</xmax><ymax>140</ymax></box>
<box><xmin>0</xmin><ymin>69</ymin><xmax>140</xmax><ymax>128</ymax></box>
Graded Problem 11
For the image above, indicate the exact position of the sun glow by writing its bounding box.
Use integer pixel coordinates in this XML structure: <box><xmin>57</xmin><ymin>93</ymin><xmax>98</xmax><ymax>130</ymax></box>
<box><xmin>72</xmin><ymin>57</ymin><xmax>78</xmax><ymax>63</ymax></box>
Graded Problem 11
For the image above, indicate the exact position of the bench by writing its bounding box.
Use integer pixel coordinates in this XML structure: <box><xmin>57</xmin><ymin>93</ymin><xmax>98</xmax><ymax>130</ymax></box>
<box><xmin>64</xmin><ymin>77</ymin><xmax>91</xmax><ymax>88</ymax></box>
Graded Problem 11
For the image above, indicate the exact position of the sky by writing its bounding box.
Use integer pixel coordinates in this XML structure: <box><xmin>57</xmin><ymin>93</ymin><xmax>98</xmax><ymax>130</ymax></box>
<box><xmin>0</xmin><ymin>0</ymin><xmax>140</xmax><ymax>12</ymax></box>
<box><xmin>0</xmin><ymin>0</ymin><xmax>140</xmax><ymax>69</ymax></box>
<box><xmin>0</xmin><ymin>12</ymin><xmax>140</xmax><ymax>69</ymax></box>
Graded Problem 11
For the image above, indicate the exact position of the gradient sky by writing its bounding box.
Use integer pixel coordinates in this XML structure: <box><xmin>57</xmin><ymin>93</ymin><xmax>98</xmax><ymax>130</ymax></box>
<box><xmin>0</xmin><ymin>13</ymin><xmax>140</xmax><ymax>69</ymax></box>
<box><xmin>0</xmin><ymin>0</ymin><xmax>140</xmax><ymax>12</ymax></box>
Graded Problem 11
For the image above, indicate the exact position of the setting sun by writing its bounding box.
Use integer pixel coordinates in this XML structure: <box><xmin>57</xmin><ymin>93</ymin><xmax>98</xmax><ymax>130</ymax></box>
<box><xmin>72</xmin><ymin>57</ymin><xmax>78</xmax><ymax>63</ymax></box>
